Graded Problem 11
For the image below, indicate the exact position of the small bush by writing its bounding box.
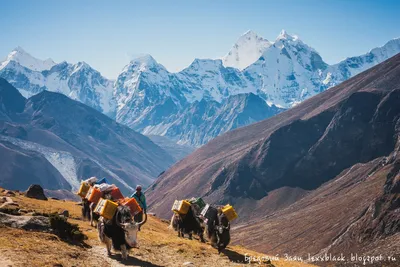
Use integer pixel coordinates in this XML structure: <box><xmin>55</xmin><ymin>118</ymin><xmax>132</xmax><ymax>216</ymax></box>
<box><xmin>49</xmin><ymin>214</ymin><xmax>87</xmax><ymax>243</ymax></box>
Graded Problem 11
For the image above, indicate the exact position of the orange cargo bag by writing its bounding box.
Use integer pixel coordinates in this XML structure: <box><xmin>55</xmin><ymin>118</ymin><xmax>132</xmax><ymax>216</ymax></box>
<box><xmin>86</xmin><ymin>187</ymin><xmax>102</xmax><ymax>204</ymax></box>
<box><xmin>121</xmin><ymin>197</ymin><xmax>142</xmax><ymax>216</ymax></box>
<box><xmin>110</xmin><ymin>187</ymin><xmax>124</xmax><ymax>201</ymax></box>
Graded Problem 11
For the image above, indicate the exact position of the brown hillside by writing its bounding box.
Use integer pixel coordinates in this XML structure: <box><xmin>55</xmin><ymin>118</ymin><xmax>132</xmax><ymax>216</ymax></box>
<box><xmin>145</xmin><ymin>53</ymin><xmax>400</xmax><ymax>263</ymax></box>
<box><xmin>0</xmin><ymin>188</ymin><xmax>315</xmax><ymax>267</ymax></box>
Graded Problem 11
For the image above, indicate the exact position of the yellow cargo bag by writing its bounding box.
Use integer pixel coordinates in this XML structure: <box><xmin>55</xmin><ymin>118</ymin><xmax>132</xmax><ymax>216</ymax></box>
<box><xmin>222</xmin><ymin>204</ymin><xmax>238</xmax><ymax>221</ymax></box>
<box><xmin>172</xmin><ymin>200</ymin><xmax>191</xmax><ymax>215</ymax></box>
<box><xmin>95</xmin><ymin>198</ymin><xmax>118</xmax><ymax>220</ymax></box>
<box><xmin>77</xmin><ymin>182</ymin><xmax>90</xmax><ymax>198</ymax></box>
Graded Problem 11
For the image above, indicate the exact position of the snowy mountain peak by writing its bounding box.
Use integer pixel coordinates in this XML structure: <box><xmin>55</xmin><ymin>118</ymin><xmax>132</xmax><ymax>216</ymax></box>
<box><xmin>76</xmin><ymin>61</ymin><xmax>95</xmax><ymax>71</ymax></box>
<box><xmin>131</xmin><ymin>54</ymin><xmax>157</xmax><ymax>66</ymax></box>
<box><xmin>223</xmin><ymin>30</ymin><xmax>272</xmax><ymax>70</ymax></box>
<box><xmin>276</xmin><ymin>29</ymin><xmax>298</xmax><ymax>41</ymax></box>
<box><xmin>76</xmin><ymin>61</ymin><xmax>90</xmax><ymax>68</ymax></box>
<box><xmin>70</xmin><ymin>61</ymin><xmax>93</xmax><ymax>75</ymax></box>
<box><xmin>122</xmin><ymin>54</ymin><xmax>162</xmax><ymax>73</ymax></box>
<box><xmin>1</xmin><ymin>46</ymin><xmax>56</xmax><ymax>71</ymax></box>
<box><xmin>12</xmin><ymin>46</ymin><xmax>27</xmax><ymax>54</ymax></box>
<box><xmin>240</xmin><ymin>30</ymin><xmax>261</xmax><ymax>39</ymax></box>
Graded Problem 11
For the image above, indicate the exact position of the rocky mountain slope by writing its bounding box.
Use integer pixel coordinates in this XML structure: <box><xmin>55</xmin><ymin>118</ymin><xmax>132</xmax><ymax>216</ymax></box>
<box><xmin>1</xmin><ymin>32</ymin><xmax>399</xmax><ymax>147</ymax></box>
<box><xmin>139</xmin><ymin>93</ymin><xmax>283</xmax><ymax>146</ymax></box>
<box><xmin>145</xmin><ymin>54</ymin><xmax>400</xmax><ymax>258</ymax></box>
<box><xmin>147</xmin><ymin>135</ymin><xmax>195</xmax><ymax>162</ymax></box>
<box><xmin>0</xmin><ymin>78</ymin><xmax>174</xmax><ymax>194</ymax></box>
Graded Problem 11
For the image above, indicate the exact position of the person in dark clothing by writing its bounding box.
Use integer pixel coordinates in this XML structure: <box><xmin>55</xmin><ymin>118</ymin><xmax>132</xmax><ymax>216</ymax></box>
<box><xmin>130</xmin><ymin>185</ymin><xmax>147</xmax><ymax>231</ymax></box>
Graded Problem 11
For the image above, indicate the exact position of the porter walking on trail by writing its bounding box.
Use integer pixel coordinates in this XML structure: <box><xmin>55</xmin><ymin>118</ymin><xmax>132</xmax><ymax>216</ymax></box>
<box><xmin>131</xmin><ymin>185</ymin><xmax>147</xmax><ymax>230</ymax></box>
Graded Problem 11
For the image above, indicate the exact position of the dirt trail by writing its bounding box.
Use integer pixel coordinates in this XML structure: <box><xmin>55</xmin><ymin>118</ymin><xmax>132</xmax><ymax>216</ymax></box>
<box><xmin>88</xmin><ymin>245</ymin><xmax>164</xmax><ymax>267</ymax></box>
<box><xmin>0</xmin><ymin>250</ymin><xmax>15</xmax><ymax>267</ymax></box>
<box><xmin>87</xmin><ymin>241</ymin><xmax>251</xmax><ymax>267</ymax></box>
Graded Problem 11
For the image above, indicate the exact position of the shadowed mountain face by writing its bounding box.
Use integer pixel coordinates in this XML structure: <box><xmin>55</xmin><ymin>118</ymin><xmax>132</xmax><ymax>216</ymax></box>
<box><xmin>146</xmin><ymin>54</ymin><xmax>400</xmax><ymax>257</ymax></box>
<box><xmin>0</xmin><ymin>79</ymin><xmax>26</xmax><ymax>120</ymax></box>
<box><xmin>0</xmin><ymin>78</ymin><xmax>174</xmax><ymax>194</ymax></box>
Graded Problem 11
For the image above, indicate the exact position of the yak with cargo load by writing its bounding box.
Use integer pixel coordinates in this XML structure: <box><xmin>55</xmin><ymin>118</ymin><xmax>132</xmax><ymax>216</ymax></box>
<box><xmin>97</xmin><ymin>205</ymin><xmax>147</xmax><ymax>260</ymax></box>
<box><xmin>170</xmin><ymin>199</ymin><xmax>206</xmax><ymax>242</ymax></box>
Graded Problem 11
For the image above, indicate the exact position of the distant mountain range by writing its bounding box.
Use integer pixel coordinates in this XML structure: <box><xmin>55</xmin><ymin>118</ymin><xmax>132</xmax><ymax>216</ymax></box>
<box><xmin>1</xmin><ymin>31</ymin><xmax>399</xmax><ymax>147</ymax></box>
<box><xmin>0</xmin><ymin>78</ymin><xmax>174</xmax><ymax>194</ymax></box>
<box><xmin>146</xmin><ymin>53</ymin><xmax>400</xmax><ymax>258</ymax></box>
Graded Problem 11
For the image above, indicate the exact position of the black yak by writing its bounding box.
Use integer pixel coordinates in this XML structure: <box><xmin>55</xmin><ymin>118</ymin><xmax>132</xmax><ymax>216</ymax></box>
<box><xmin>170</xmin><ymin>206</ymin><xmax>205</xmax><ymax>242</ymax></box>
<box><xmin>97</xmin><ymin>205</ymin><xmax>147</xmax><ymax>260</ymax></box>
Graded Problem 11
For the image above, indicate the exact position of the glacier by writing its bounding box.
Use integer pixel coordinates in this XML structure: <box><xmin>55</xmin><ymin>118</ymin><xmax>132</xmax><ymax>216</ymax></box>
<box><xmin>0</xmin><ymin>135</ymin><xmax>80</xmax><ymax>191</ymax></box>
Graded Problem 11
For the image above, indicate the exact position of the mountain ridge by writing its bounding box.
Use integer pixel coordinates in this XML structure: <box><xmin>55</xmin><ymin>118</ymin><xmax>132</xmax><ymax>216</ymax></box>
<box><xmin>1</xmin><ymin>31</ymin><xmax>400</xmax><ymax>146</ymax></box>
<box><xmin>0</xmin><ymin>78</ymin><xmax>174</xmax><ymax>193</ymax></box>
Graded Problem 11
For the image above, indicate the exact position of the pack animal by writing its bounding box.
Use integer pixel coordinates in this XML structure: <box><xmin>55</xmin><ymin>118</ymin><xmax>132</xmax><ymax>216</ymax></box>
<box><xmin>97</xmin><ymin>206</ymin><xmax>147</xmax><ymax>260</ymax></box>
<box><xmin>206</xmin><ymin>211</ymin><xmax>230</xmax><ymax>253</ymax></box>
<box><xmin>82</xmin><ymin>192</ymin><xmax>114</xmax><ymax>226</ymax></box>
<box><xmin>81</xmin><ymin>198</ymin><xmax>100</xmax><ymax>226</ymax></box>
<box><xmin>170</xmin><ymin>206</ymin><xmax>205</xmax><ymax>242</ymax></box>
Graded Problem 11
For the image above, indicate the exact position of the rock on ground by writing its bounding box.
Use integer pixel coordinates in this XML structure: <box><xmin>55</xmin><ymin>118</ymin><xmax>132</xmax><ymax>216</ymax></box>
<box><xmin>0</xmin><ymin>212</ymin><xmax>50</xmax><ymax>231</ymax></box>
<box><xmin>25</xmin><ymin>184</ymin><xmax>48</xmax><ymax>200</ymax></box>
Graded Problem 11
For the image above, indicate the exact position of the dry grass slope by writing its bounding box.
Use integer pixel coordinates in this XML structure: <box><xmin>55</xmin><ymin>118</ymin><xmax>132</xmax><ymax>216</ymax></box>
<box><xmin>0</xmin><ymin>188</ymin><xmax>316</xmax><ymax>267</ymax></box>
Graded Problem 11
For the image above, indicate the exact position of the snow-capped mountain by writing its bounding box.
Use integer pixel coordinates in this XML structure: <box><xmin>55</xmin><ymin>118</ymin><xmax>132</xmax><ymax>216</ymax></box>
<box><xmin>114</xmin><ymin>55</ymin><xmax>258</xmax><ymax>136</ymax></box>
<box><xmin>113</xmin><ymin>31</ymin><xmax>400</xmax><ymax>146</ymax></box>
<box><xmin>325</xmin><ymin>37</ymin><xmax>400</xmax><ymax>85</ymax></box>
<box><xmin>0</xmin><ymin>48</ymin><xmax>115</xmax><ymax>116</ymax></box>
<box><xmin>222</xmin><ymin>30</ymin><xmax>272</xmax><ymax>70</ymax></box>
<box><xmin>244</xmin><ymin>30</ymin><xmax>329</xmax><ymax>107</ymax></box>
<box><xmin>1</xmin><ymin>31</ymin><xmax>399</xmax><ymax>148</ymax></box>
<box><xmin>114</xmin><ymin>54</ymin><xmax>186</xmax><ymax>131</ymax></box>
<box><xmin>0</xmin><ymin>46</ymin><xmax>56</xmax><ymax>71</ymax></box>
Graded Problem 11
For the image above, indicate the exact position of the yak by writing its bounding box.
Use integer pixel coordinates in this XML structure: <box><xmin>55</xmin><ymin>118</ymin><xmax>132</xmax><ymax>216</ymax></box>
<box><xmin>97</xmin><ymin>205</ymin><xmax>147</xmax><ymax>260</ymax></box>
<box><xmin>82</xmin><ymin>191</ymin><xmax>114</xmax><ymax>227</ymax></box>
<box><xmin>81</xmin><ymin>198</ymin><xmax>100</xmax><ymax>227</ymax></box>
<box><xmin>170</xmin><ymin>206</ymin><xmax>205</xmax><ymax>242</ymax></box>
<box><xmin>205</xmin><ymin>209</ymin><xmax>231</xmax><ymax>253</ymax></box>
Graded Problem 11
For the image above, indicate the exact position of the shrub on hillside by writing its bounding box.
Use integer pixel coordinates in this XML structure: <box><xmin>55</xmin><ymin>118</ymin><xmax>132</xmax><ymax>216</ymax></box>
<box><xmin>49</xmin><ymin>214</ymin><xmax>87</xmax><ymax>243</ymax></box>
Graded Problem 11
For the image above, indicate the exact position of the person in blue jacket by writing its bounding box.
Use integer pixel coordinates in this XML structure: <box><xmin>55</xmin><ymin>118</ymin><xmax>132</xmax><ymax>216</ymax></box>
<box><xmin>131</xmin><ymin>185</ymin><xmax>147</xmax><ymax>230</ymax></box>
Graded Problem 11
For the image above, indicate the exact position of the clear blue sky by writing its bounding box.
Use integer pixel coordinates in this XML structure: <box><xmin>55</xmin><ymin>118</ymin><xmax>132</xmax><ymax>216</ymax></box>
<box><xmin>1</xmin><ymin>0</ymin><xmax>399</xmax><ymax>79</ymax></box>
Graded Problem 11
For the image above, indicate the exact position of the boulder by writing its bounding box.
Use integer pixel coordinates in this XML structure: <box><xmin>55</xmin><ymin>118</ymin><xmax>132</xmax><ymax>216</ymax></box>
<box><xmin>25</xmin><ymin>184</ymin><xmax>48</xmax><ymax>200</ymax></box>
<box><xmin>0</xmin><ymin>212</ymin><xmax>50</xmax><ymax>231</ymax></box>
